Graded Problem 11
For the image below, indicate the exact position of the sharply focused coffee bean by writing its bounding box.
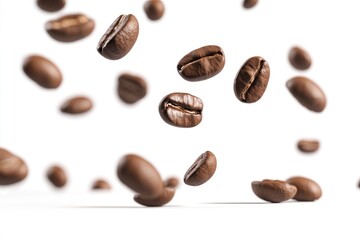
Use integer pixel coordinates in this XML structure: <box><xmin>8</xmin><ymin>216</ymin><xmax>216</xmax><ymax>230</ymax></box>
<box><xmin>0</xmin><ymin>148</ymin><xmax>28</xmax><ymax>185</ymax></box>
<box><xmin>184</xmin><ymin>151</ymin><xmax>217</xmax><ymax>186</ymax></box>
<box><xmin>164</xmin><ymin>177</ymin><xmax>179</xmax><ymax>188</ymax></box>
<box><xmin>288</xmin><ymin>46</ymin><xmax>312</xmax><ymax>70</ymax></box>
<box><xmin>117</xmin><ymin>73</ymin><xmax>147</xmax><ymax>104</ymax></box>
<box><xmin>159</xmin><ymin>92</ymin><xmax>203</xmax><ymax>128</ymax></box>
<box><xmin>297</xmin><ymin>139</ymin><xmax>320</xmax><ymax>153</ymax></box>
<box><xmin>37</xmin><ymin>0</ymin><xmax>65</xmax><ymax>12</ymax></box>
<box><xmin>234</xmin><ymin>56</ymin><xmax>270</xmax><ymax>103</ymax></box>
<box><xmin>92</xmin><ymin>179</ymin><xmax>111</xmax><ymax>190</ymax></box>
<box><xmin>243</xmin><ymin>0</ymin><xmax>258</xmax><ymax>9</ymax></box>
<box><xmin>47</xmin><ymin>165</ymin><xmax>67</xmax><ymax>188</ymax></box>
<box><xmin>144</xmin><ymin>0</ymin><xmax>165</xmax><ymax>21</ymax></box>
<box><xmin>45</xmin><ymin>13</ymin><xmax>95</xmax><ymax>42</ymax></box>
<box><xmin>23</xmin><ymin>55</ymin><xmax>62</xmax><ymax>89</ymax></box>
<box><xmin>97</xmin><ymin>14</ymin><xmax>139</xmax><ymax>60</ymax></box>
<box><xmin>134</xmin><ymin>187</ymin><xmax>175</xmax><ymax>207</ymax></box>
<box><xmin>251</xmin><ymin>179</ymin><xmax>297</xmax><ymax>203</ymax></box>
<box><xmin>286</xmin><ymin>76</ymin><xmax>326</xmax><ymax>112</ymax></box>
<box><xmin>177</xmin><ymin>45</ymin><xmax>225</xmax><ymax>81</ymax></box>
<box><xmin>287</xmin><ymin>176</ymin><xmax>322</xmax><ymax>201</ymax></box>
<box><xmin>117</xmin><ymin>154</ymin><xmax>163</xmax><ymax>199</ymax></box>
<box><xmin>60</xmin><ymin>96</ymin><xmax>93</xmax><ymax>114</ymax></box>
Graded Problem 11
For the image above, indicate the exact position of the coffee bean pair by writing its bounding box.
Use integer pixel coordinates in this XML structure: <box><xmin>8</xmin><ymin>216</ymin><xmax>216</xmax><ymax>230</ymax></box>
<box><xmin>0</xmin><ymin>148</ymin><xmax>28</xmax><ymax>185</ymax></box>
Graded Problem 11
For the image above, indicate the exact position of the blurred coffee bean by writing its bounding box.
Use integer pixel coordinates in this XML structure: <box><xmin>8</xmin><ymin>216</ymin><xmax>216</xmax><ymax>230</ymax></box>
<box><xmin>92</xmin><ymin>179</ymin><xmax>111</xmax><ymax>190</ymax></box>
<box><xmin>47</xmin><ymin>165</ymin><xmax>67</xmax><ymax>188</ymax></box>
<box><xmin>60</xmin><ymin>96</ymin><xmax>93</xmax><ymax>114</ymax></box>
<box><xmin>134</xmin><ymin>187</ymin><xmax>175</xmax><ymax>207</ymax></box>
<box><xmin>289</xmin><ymin>46</ymin><xmax>312</xmax><ymax>70</ymax></box>
<box><xmin>144</xmin><ymin>0</ymin><xmax>165</xmax><ymax>21</ymax></box>
<box><xmin>243</xmin><ymin>0</ymin><xmax>258</xmax><ymax>9</ymax></box>
<box><xmin>164</xmin><ymin>177</ymin><xmax>179</xmax><ymax>188</ymax></box>
<box><xmin>37</xmin><ymin>0</ymin><xmax>65</xmax><ymax>12</ymax></box>
<box><xmin>297</xmin><ymin>139</ymin><xmax>320</xmax><ymax>153</ymax></box>
<box><xmin>0</xmin><ymin>148</ymin><xmax>28</xmax><ymax>185</ymax></box>
<box><xmin>117</xmin><ymin>73</ymin><xmax>147</xmax><ymax>104</ymax></box>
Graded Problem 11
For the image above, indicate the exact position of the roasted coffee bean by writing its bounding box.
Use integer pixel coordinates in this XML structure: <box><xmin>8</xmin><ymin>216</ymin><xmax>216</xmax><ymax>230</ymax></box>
<box><xmin>251</xmin><ymin>179</ymin><xmax>297</xmax><ymax>203</ymax></box>
<box><xmin>134</xmin><ymin>187</ymin><xmax>175</xmax><ymax>207</ymax></box>
<box><xmin>47</xmin><ymin>165</ymin><xmax>67</xmax><ymax>188</ymax></box>
<box><xmin>289</xmin><ymin>46</ymin><xmax>312</xmax><ymax>70</ymax></box>
<box><xmin>36</xmin><ymin>0</ymin><xmax>65</xmax><ymax>12</ymax></box>
<box><xmin>184</xmin><ymin>151</ymin><xmax>217</xmax><ymax>186</ymax></box>
<box><xmin>117</xmin><ymin>154</ymin><xmax>163</xmax><ymax>199</ymax></box>
<box><xmin>286</xmin><ymin>76</ymin><xmax>326</xmax><ymax>112</ymax></box>
<box><xmin>60</xmin><ymin>96</ymin><xmax>93</xmax><ymax>114</ymax></box>
<box><xmin>117</xmin><ymin>73</ymin><xmax>147</xmax><ymax>104</ymax></box>
<box><xmin>159</xmin><ymin>92</ymin><xmax>203</xmax><ymax>128</ymax></box>
<box><xmin>45</xmin><ymin>13</ymin><xmax>95</xmax><ymax>42</ymax></box>
<box><xmin>144</xmin><ymin>0</ymin><xmax>165</xmax><ymax>21</ymax></box>
<box><xmin>287</xmin><ymin>176</ymin><xmax>322</xmax><ymax>201</ymax></box>
<box><xmin>92</xmin><ymin>179</ymin><xmax>111</xmax><ymax>190</ymax></box>
<box><xmin>243</xmin><ymin>0</ymin><xmax>258</xmax><ymax>9</ymax></box>
<box><xmin>297</xmin><ymin>139</ymin><xmax>320</xmax><ymax>153</ymax></box>
<box><xmin>177</xmin><ymin>45</ymin><xmax>225</xmax><ymax>81</ymax></box>
<box><xmin>234</xmin><ymin>56</ymin><xmax>270</xmax><ymax>103</ymax></box>
<box><xmin>164</xmin><ymin>177</ymin><xmax>179</xmax><ymax>188</ymax></box>
<box><xmin>97</xmin><ymin>14</ymin><xmax>139</xmax><ymax>60</ymax></box>
<box><xmin>0</xmin><ymin>148</ymin><xmax>28</xmax><ymax>185</ymax></box>
<box><xmin>23</xmin><ymin>55</ymin><xmax>62</xmax><ymax>89</ymax></box>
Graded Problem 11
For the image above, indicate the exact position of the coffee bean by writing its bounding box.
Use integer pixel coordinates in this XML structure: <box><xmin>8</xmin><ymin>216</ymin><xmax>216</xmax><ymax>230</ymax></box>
<box><xmin>0</xmin><ymin>148</ymin><xmax>28</xmax><ymax>185</ymax></box>
<box><xmin>159</xmin><ymin>92</ymin><xmax>203</xmax><ymax>128</ymax></box>
<box><xmin>47</xmin><ymin>165</ymin><xmax>67</xmax><ymax>188</ymax></box>
<box><xmin>288</xmin><ymin>46</ymin><xmax>312</xmax><ymax>70</ymax></box>
<box><xmin>297</xmin><ymin>139</ymin><xmax>320</xmax><ymax>153</ymax></box>
<box><xmin>45</xmin><ymin>13</ymin><xmax>95</xmax><ymax>42</ymax></box>
<box><xmin>243</xmin><ymin>0</ymin><xmax>258</xmax><ymax>9</ymax></box>
<box><xmin>234</xmin><ymin>56</ymin><xmax>270</xmax><ymax>103</ymax></box>
<box><xmin>97</xmin><ymin>14</ymin><xmax>139</xmax><ymax>60</ymax></box>
<box><xmin>92</xmin><ymin>179</ymin><xmax>111</xmax><ymax>190</ymax></box>
<box><xmin>117</xmin><ymin>73</ymin><xmax>147</xmax><ymax>104</ymax></box>
<box><xmin>251</xmin><ymin>179</ymin><xmax>297</xmax><ymax>203</ymax></box>
<box><xmin>177</xmin><ymin>45</ymin><xmax>225</xmax><ymax>81</ymax></box>
<box><xmin>117</xmin><ymin>154</ymin><xmax>163</xmax><ymax>199</ymax></box>
<box><xmin>60</xmin><ymin>96</ymin><xmax>93</xmax><ymax>114</ymax></box>
<box><xmin>134</xmin><ymin>187</ymin><xmax>175</xmax><ymax>207</ymax></box>
<box><xmin>23</xmin><ymin>55</ymin><xmax>62</xmax><ymax>89</ymax></box>
<box><xmin>164</xmin><ymin>176</ymin><xmax>179</xmax><ymax>188</ymax></box>
<box><xmin>287</xmin><ymin>176</ymin><xmax>322</xmax><ymax>201</ymax></box>
<box><xmin>286</xmin><ymin>76</ymin><xmax>326</xmax><ymax>112</ymax></box>
<box><xmin>36</xmin><ymin>0</ymin><xmax>65</xmax><ymax>12</ymax></box>
<box><xmin>184</xmin><ymin>151</ymin><xmax>217</xmax><ymax>186</ymax></box>
<box><xmin>144</xmin><ymin>0</ymin><xmax>165</xmax><ymax>21</ymax></box>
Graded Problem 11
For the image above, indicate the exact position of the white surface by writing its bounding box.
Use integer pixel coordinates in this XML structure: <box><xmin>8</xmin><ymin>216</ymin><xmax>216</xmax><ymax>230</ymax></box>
<box><xmin>1</xmin><ymin>0</ymin><xmax>360</xmax><ymax>239</ymax></box>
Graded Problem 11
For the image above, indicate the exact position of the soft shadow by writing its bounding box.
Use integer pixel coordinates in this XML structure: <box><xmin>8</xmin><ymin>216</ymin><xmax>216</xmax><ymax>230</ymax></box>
<box><xmin>202</xmin><ymin>200</ymin><xmax>302</xmax><ymax>205</ymax></box>
<box><xmin>62</xmin><ymin>205</ymin><xmax>185</xmax><ymax>209</ymax></box>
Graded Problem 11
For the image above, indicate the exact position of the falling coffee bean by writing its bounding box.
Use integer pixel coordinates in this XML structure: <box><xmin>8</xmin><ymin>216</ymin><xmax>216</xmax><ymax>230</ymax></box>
<box><xmin>47</xmin><ymin>165</ymin><xmax>67</xmax><ymax>188</ymax></box>
<box><xmin>297</xmin><ymin>139</ymin><xmax>320</xmax><ymax>153</ymax></box>
<box><xmin>234</xmin><ymin>56</ymin><xmax>270</xmax><ymax>103</ymax></box>
<box><xmin>36</xmin><ymin>0</ymin><xmax>65</xmax><ymax>12</ymax></box>
<box><xmin>117</xmin><ymin>73</ymin><xmax>147</xmax><ymax>104</ymax></box>
<box><xmin>60</xmin><ymin>96</ymin><xmax>93</xmax><ymax>114</ymax></box>
<box><xmin>45</xmin><ymin>13</ymin><xmax>95</xmax><ymax>42</ymax></box>
<box><xmin>92</xmin><ymin>179</ymin><xmax>111</xmax><ymax>190</ymax></box>
<box><xmin>97</xmin><ymin>14</ymin><xmax>139</xmax><ymax>60</ymax></box>
<box><xmin>287</xmin><ymin>176</ymin><xmax>322</xmax><ymax>201</ymax></box>
<box><xmin>288</xmin><ymin>46</ymin><xmax>312</xmax><ymax>70</ymax></box>
<box><xmin>144</xmin><ymin>0</ymin><xmax>165</xmax><ymax>21</ymax></box>
<box><xmin>159</xmin><ymin>92</ymin><xmax>203</xmax><ymax>128</ymax></box>
<box><xmin>0</xmin><ymin>148</ymin><xmax>28</xmax><ymax>185</ymax></box>
<box><xmin>134</xmin><ymin>187</ymin><xmax>175</xmax><ymax>207</ymax></box>
<box><xmin>184</xmin><ymin>151</ymin><xmax>217</xmax><ymax>186</ymax></box>
<box><xmin>251</xmin><ymin>179</ymin><xmax>297</xmax><ymax>203</ymax></box>
<box><xmin>164</xmin><ymin>176</ymin><xmax>179</xmax><ymax>188</ymax></box>
<box><xmin>243</xmin><ymin>0</ymin><xmax>258</xmax><ymax>9</ymax></box>
<box><xmin>23</xmin><ymin>55</ymin><xmax>62</xmax><ymax>89</ymax></box>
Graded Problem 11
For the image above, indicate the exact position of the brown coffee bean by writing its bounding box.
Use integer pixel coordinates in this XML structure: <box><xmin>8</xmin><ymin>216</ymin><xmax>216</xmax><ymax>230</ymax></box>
<box><xmin>47</xmin><ymin>165</ymin><xmax>67</xmax><ymax>188</ymax></box>
<box><xmin>289</xmin><ymin>46</ymin><xmax>312</xmax><ymax>70</ymax></box>
<box><xmin>0</xmin><ymin>148</ymin><xmax>28</xmax><ymax>185</ymax></box>
<box><xmin>234</xmin><ymin>56</ymin><xmax>270</xmax><ymax>103</ymax></box>
<box><xmin>164</xmin><ymin>177</ymin><xmax>179</xmax><ymax>188</ymax></box>
<box><xmin>92</xmin><ymin>179</ymin><xmax>111</xmax><ymax>190</ymax></box>
<box><xmin>251</xmin><ymin>179</ymin><xmax>297</xmax><ymax>203</ymax></box>
<box><xmin>184</xmin><ymin>151</ymin><xmax>217</xmax><ymax>186</ymax></box>
<box><xmin>117</xmin><ymin>154</ymin><xmax>163</xmax><ymax>199</ymax></box>
<box><xmin>297</xmin><ymin>139</ymin><xmax>320</xmax><ymax>153</ymax></box>
<box><xmin>97</xmin><ymin>14</ymin><xmax>139</xmax><ymax>60</ymax></box>
<box><xmin>37</xmin><ymin>0</ymin><xmax>65</xmax><ymax>12</ymax></box>
<box><xmin>144</xmin><ymin>0</ymin><xmax>165</xmax><ymax>21</ymax></box>
<box><xmin>243</xmin><ymin>0</ymin><xmax>258</xmax><ymax>9</ymax></box>
<box><xmin>287</xmin><ymin>176</ymin><xmax>322</xmax><ymax>201</ymax></box>
<box><xmin>23</xmin><ymin>55</ymin><xmax>62</xmax><ymax>89</ymax></box>
<box><xmin>134</xmin><ymin>187</ymin><xmax>175</xmax><ymax>207</ymax></box>
<box><xmin>286</xmin><ymin>76</ymin><xmax>326</xmax><ymax>112</ymax></box>
<box><xmin>117</xmin><ymin>73</ymin><xmax>147</xmax><ymax>104</ymax></box>
<box><xmin>60</xmin><ymin>96</ymin><xmax>93</xmax><ymax>114</ymax></box>
<box><xmin>177</xmin><ymin>45</ymin><xmax>225</xmax><ymax>81</ymax></box>
<box><xmin>159</xmin><ymin>92</ymin><xmax>203</xmax><ymax>128</ymax></box>
<box><xmin>45</xmin><ymin>13</ymin><xmax>95</xmax><ymax>42</ymax></box>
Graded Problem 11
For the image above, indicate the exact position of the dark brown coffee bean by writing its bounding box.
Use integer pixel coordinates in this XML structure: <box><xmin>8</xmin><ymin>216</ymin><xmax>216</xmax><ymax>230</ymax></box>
<box><xmin>37</xmin><ymin>0</ymin><xmax>65</xmax><ymax>12</ymax></box>
<box><xmin>234</xmin><ymin>56</ymin><xmax>270</xmax><ymax>103</ymax></box>
<box><xmin>92</xmin><ymin>179</ymin><xmax>111</xmax><ymax>190</ymax></box>
<box><xmin>60</xmin><ymin>96</ymin><xmax>93</xmax><ymax>114</ymax></box>
<box><xmin>144</xmin><ymin>0</ymin><xmax>165</xmax><ymax>21</ymax></box>
<box><xmin>164</xmin><ymin>177</ymin><xmax>179</xmax><ymax>188</ymax></box>
<box><xmin>286</xmin><ymin>76</ymin><xmax>326</xmax><ymax>112</ymax></box>
<box><xmin>47</xmin><ymin>165</ymin><xmax>67</xmax><ymax>188</ymax></box>
<box><xmin>23</xmin><ymin>55</ymin><xmax>62</xmax><ymax>89</ymax></box>
<box><xmin>0</xmin><ymin>148</ymin><xmax>28</xmax><ymax>185</ymax></box>
<box><xmin>134</xmin><ymin>187</ymin><xmax>175</xmax><ymax>207</ymax></box>
<box><xmin>243</xmin><ymin>0</ymin><xmax>258</xmax><ymax>9</ymax></box>
<box><xmin>289</xmin><ymin>46</ymin><xmax>312</xmax><ymax>70</ymax></box>
<box><xmin>97</xmin><ymin>14</ymin><xmax>139</xmax><ymax>60</ymax></box>
<box><xmin>297</xmin><ymin>139</ymin><xmax>320</xmax><ymax>153</ymax></box>
<box><xmin>117</xmin><ymin>73</ymin><xmax>147</xmax><ymax>104</ymax></box>
<box><xmin>287</xmin><ymin>176</ymin><xmax>322</xmax><ymax>201</ymax></box>
<box><xmin>159</xmin><ymin>92</ymin><xmax>203</xmax><ymax>128</ymax></box>
<box><xmin>184</xmin><ymin>151</ymin><xmax>217</xmax><ymax>186</ymax></box>
<box><xmin>177</xmin><ymin>45</ymin><xmax>225</xmax><ymax>81</ymax></box>
<box><xmin>117</xmin><ymin>154</ymin><xmax>163</xmax><ymax>199</ymax></box>
<box><xmin>251</xmin><ymin>179</ymin><xmax>297</xmax><ymax>203</ymax></box>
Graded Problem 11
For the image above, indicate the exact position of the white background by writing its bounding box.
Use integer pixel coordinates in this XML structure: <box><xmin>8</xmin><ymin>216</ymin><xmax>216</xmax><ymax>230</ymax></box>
<box><xmin>1</xmin><ymin>0</ymin><xmax>360</xmax><ymax>239</ymax></box>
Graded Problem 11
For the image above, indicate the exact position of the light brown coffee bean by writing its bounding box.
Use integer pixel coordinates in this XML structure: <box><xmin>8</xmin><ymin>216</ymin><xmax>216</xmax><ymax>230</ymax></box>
<box><xmin>251</xmin><ymin>179</ymin><xmax>297</xmax><ymax>203</ymax></box>
<box><xmin>0</xmin><ymin>148</ymin><xmax>28</xmax><ymax>185</ymax></box>
<box><xmin>289</xmin><ymin>46</ymin><xmax>312</xmax><ymax>70</ymax></box>
<box><xmin>144</xmin><ymin>0</ymin><xmax>165</xmax><ymax>21</ymax></box>
<box><xmin>184</xmin><ymin>151</ymin><xmax>217</xmax><ymax>186</ymax></box>
<box><xmin>92</xmin><ymin>179</ymin><xmax>111</xmax><ymax>190</ymax></box>
<box><xmin>287</xmin><ymin>176</ymin><xmax>322</xmax><ymax>201</ymax></box>
<box><xmin>134</xmin><ymin>187</ymin><xmax>175</xmax><ymax>207</ymax></box>
<box><xmin>37</xmin><ymin>0</ymin><xmax>66</xmax><ymax>12</ymax></box>
<box><xmin>117</xmin><ymin>73</ymin><xmax>147</xmax><ymax>104</ymax></box>
<box><xmin>47</xmin><ymin>165</ymin><xmax>67</xmax><ymax>188</ymax></box>
<box><xmin>297</xmin><ymin>139</ymin><xmax>320</xmax><ymax>153</ymax></box>
<box><xmin>60</xmin><ymin>96</ymin><xmax>93</xmax><ymax>114</ymax></box>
